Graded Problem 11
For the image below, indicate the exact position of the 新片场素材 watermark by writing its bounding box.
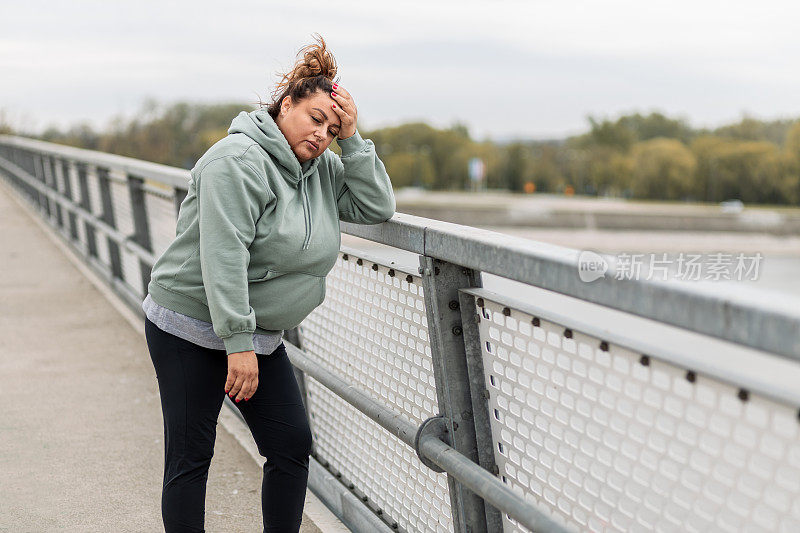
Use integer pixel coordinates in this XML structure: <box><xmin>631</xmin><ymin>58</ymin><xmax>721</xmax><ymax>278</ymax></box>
<box><xmin>577</xmin><ymin>251</ymin><xmax>763</xmax><ymax>283</ymax></box>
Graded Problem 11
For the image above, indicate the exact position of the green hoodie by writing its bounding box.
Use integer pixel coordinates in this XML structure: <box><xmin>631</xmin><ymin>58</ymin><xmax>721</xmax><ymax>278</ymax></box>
<box><xmin>147</xmin><ymin>109</ymin><xmax>395</xmax><ymax>354</ymax></box>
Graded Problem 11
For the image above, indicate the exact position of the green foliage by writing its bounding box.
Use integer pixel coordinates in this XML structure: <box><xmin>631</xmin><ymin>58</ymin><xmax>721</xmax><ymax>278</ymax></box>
<box><xmin>579</xmin><ymin>112</ymin><xmax>693</xmax><ymax>151</ymax></box>
<box><xmin>632</xmin><ymin>138</ymin><xmax>696</xmax><ymax>200</ymax></box>
<box><xmin>691</xmin><ymin>136</ymin><xmax>798</xmax><ymax>203</ymax></box>
<box><xmin>712</xmin><ymin>116</ymin><xmax>796</xmax><ymax>145</ymax></box>
<box><xmin>17</xmin><ymin>103</ymin><xmax>800</xmax><ymax>205</ymax></box>
<box><xmin>0</xmin><ymin>109</ymin><xmax>15</xmax><ymax>135</ymax></box>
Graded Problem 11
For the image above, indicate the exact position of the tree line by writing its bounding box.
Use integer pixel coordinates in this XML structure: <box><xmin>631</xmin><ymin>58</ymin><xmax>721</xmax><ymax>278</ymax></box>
<box><xmin>3</xmin><ymin>102</ymin><xmax>799</xmax><ymax>205</ymax></box>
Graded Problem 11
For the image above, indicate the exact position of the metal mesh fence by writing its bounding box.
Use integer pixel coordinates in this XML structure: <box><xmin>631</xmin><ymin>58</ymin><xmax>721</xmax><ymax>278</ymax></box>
<box><xmin>299</xmin><ymin>252</ymin><xmax>455</xmax><ymax>533</ymax></box>
<box><xmin>4</xmin><ymin>137</ymin><xmax>800</xmax><ymax>533</ymax></box>
<box><xmin>476</xmin><ymin>294</ymin><xmax>800</xmax><ymax>533</ymax></box>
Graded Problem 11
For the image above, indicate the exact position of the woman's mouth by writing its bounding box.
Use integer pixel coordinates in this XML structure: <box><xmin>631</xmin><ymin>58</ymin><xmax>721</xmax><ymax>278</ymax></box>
<box><xmin>306</xmin><ymin>140</ymin><xmax>319</xmax><ymax>151</ymax></box>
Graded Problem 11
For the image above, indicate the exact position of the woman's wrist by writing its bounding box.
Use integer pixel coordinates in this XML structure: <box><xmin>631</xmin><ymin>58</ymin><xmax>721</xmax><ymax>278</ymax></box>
<box><xmin>337</xmin><ymin>130</ymin><xmax>366</xmax><ymax>156</ymax></box>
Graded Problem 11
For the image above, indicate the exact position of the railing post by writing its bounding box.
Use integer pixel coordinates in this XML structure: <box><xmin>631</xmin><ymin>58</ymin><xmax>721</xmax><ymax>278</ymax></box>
<box><xmin>418</xmin><ymin>255</ymin><xmax>490</xmax><ymax>533</ymax></box>
<box><xmin>76</xmin><ymin>163</ymin><xmax>98</xmax><ymax>259</ymax></box>
<box><xmin>47</xmin><ymin>156</ymin><xmax>64</xmax><ymax>229</ymax></box>
<box><xmin>127</xmin><ymin>173</ymin><xmax>153</xmax><ymax>297</ymax></box>
<box><xmin>61</xmin><ymin>160</ymin><xmax>79</xmax><ymax>242</ymax></box>
<box><xmin>457</xmin><ymin>292</ymin><xmax>505</xmax><ymax>532</ymax></box>
<box><xmin>97</xmin><ymin>167</ymin><xmax>123</xmax><ymax>281</ymax></box>
<box><xmin>33</xmin><ymin>153</ymin><xmax>52</xmax><ymax>219</ymax></box>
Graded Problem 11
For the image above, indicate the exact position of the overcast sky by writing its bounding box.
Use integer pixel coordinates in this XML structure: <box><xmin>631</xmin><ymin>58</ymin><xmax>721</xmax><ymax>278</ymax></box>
<box><xmin>2</xmin><ymin>0</ymin><xmax>799</xmax><ymax>140</ymax></box>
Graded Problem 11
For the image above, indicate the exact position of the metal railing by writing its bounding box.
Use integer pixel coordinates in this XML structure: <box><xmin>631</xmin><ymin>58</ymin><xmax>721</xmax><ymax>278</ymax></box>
<box><xmin>2</xmin><ymin>134</ymin><xmax>799</xmax><ymax>533</ymax></box>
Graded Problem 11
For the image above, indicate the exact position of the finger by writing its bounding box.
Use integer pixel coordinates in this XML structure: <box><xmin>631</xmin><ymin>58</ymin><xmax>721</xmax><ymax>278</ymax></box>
<box><xmin>331</xmin><ymin>98</ymin><xmax>353</xmax><ymax>114</ymax></box>
<box><xmin>330</xmin><ymin>90</ymin><xmax>352</xmax><ymax>105</ymax></box>
<box><xmin>234</xmin><ymin>379</ymin><xmax>249</xmax><ymax>402</ymax></box>
<box><xmin>330</xmin><ymin>92</ymin><xmax>355</xmax><ymax>114</ymax></box>
<box><xmin>224</xmin><ymin>371</ymin><xmax>235</xmax><ymax>393</ymax></box>
<box><xmin>229</xmin><ymin>373</ymin><xmax>245</xmax><ymax>400</ymax></box>
<box><xmin>225</xmin><ymin>369</ymin><xmax>239</xmax><ymax>394</ymax></box>
<box><xmin>332</xmin><ymin>83</ymin><xmax>351</xmax><ymax>100</ymax></box>
<box><xmin>245</xmin><ymin>377</ymin><xmax>258</xmax><ymax>401</ymax></box>
<box><xmin>330</xmin><ymin>103</ymin><xmax>350</xmax><ymax>120</ymax></box>
<box><xmin>238</xmin><ymin>376</ymin><xmax>258</xmax><ymax>402</ymax></box>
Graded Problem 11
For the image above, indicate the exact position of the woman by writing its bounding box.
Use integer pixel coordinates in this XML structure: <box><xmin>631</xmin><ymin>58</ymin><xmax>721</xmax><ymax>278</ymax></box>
<box><xmin>142</xmin><ymin>34</ymin><xmax>395</xmax><ymax>533</ymax></box>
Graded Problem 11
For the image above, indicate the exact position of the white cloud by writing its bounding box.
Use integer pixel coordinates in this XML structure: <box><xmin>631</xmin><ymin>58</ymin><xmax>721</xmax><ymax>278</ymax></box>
<box><xmin>1</xmin><ymin>0</ymin><xmax>799</xmax><ymax>138</ymax></box>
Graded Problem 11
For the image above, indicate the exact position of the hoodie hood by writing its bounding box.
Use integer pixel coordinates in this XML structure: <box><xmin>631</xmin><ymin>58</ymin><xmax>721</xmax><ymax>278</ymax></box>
<box><xmin>227</xmin><ymin>109</ymin><xmax>321</xmax><ymax>250</ymax></box>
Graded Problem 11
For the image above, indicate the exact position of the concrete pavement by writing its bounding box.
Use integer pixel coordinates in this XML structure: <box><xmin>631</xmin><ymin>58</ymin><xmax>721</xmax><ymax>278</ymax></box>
<box><xmin>0</xmin><ymin>180</ymin><xmax>330</xmax><ymax>532</ymax></box>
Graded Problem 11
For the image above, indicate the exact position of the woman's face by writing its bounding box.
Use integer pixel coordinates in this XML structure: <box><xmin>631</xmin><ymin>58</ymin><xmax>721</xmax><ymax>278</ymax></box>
<box><xmin>276</xmin><ymin>90</ymin><xmax>341</xmax><ymax>163</ymax></box>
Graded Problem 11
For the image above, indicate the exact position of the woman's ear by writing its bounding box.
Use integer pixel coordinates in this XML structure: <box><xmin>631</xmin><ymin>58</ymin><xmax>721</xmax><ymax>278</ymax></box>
<box><xmin>280</xmin><ymin>96</ymin><xmax>293</xmax><ymax>117</ymax></box>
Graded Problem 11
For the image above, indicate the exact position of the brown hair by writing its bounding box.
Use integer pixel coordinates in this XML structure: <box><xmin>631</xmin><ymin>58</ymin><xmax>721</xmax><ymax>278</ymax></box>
<box><xmin>263</xmin><ymin>33</ymin><xmax>339</xmax><ymax>119</ymax></box>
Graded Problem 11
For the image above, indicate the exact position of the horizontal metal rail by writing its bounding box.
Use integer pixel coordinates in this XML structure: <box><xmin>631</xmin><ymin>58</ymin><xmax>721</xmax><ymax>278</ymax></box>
<box><xmin>3</xmin><ymin>133</ymin><xmax>798</xmax><ymax>361</ymax></box>
<box><xmin>284</xmin><ymin>341</ymin><xmax>570</xmax><ymax>533</ymax></box>
<box><xmin>0</xmin><ymin>156</ymin><xmax>156</xmax><ymax>265</ymax></box>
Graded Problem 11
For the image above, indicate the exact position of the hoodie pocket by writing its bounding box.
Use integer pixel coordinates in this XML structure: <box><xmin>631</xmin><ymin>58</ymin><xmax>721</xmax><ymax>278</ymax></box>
<box><xmin>248</xmin><ymin>269</ymin><xmax>285</xmax><ymax>282</ymax></box>
<box><xmin>248</xmin><ymin>269</ymin><xmax>325</xmax><ymax>330</ymax></box>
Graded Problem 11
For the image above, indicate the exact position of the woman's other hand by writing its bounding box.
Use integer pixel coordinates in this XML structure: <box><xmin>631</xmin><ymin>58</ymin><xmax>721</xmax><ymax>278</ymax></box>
<box><xmin>330</xmin><ymin>84</ymin><xmax>357</xmax><ymax>140</ymax></box>
<box><xmin>225</xmin><ymin>350</ymin><xmax>258</xmax><ymax>402</ymax></box>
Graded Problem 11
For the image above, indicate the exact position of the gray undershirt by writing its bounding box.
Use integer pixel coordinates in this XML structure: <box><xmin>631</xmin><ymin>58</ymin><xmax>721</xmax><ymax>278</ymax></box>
<box><xmin>142</xmin><ymin>293</ymin><xmax>284</xmax><ymax>355</ymax></box>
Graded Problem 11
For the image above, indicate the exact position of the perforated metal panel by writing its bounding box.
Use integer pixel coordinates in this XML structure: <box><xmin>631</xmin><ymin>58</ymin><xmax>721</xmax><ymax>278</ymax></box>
<box><xmin>86</xmin><ymin>167</ymin><xmax>103</xmax><ymax>218</ymax></box>
<box><xmin>120</xmin><ymin>247</ymin><xmax>143</xmax><ymax>296</ymax></box>
<box><xmin>65</xmin><ymin>161</ymin><xmax>81</xmax><ymax>207</ymax></box>
<box><xmin>300</xmin><ymin>252</ymin><xmax>454</xmax><ymax>533</ymax></box>
<box><xmin>476</xmin><ymin>296</ymin><xmax>800</xmax><ymax>533</ymax></box>
<box><xmin>110</xmin><ymin>174</ymin><xmax>134</xmax><ymax>237</ymax></box>
<box><xmin>144</xmin><ymin>184</ymin><xmax>179</xmax><ymax>258</ymax></box>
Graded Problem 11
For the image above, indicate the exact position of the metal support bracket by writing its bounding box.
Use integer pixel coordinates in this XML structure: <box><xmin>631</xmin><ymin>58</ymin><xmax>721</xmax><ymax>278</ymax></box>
<box><xmin>414</xmin><ymin>415</ymin><xmax>450</xmax><ymax>473</ymax></box>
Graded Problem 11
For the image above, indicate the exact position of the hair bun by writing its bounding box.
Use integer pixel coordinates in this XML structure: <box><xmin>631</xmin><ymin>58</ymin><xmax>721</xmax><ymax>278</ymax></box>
<box><xmin>294</xmin><ymin>33</ymin><xmax>337</xmax><ymax>81</ymax></box>
<box><xmin>264</xmin><ymin>33</ymin><xmax>340</xmax><ymax>118</ymax></box>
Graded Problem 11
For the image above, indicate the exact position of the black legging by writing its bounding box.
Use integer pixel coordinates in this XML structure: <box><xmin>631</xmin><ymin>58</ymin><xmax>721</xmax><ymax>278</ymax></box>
<box><xmin>144</xmin><ymin>316</ymin><xmax>313</xmax><ymax>533</ymax></box>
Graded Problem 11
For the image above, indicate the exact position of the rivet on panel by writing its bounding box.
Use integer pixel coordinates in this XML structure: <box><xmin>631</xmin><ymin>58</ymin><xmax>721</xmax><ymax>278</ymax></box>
<box><xmin>738</xmin><ymin>389</ymin><xmax>749</xmax><ymax>402</ymax></box>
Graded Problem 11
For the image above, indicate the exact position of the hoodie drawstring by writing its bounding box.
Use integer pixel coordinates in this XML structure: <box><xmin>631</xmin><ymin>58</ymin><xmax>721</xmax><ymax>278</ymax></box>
<box><xmin>301</xmin><ymin>177</ymin><xmax>311</xmax><ymax>250</ymax></box>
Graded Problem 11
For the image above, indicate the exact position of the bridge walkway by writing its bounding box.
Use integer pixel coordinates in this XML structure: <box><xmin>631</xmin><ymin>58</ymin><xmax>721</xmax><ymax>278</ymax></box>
<box><xmin>0</xmin><ymin>179</ymin><xmax>341</xmax><ymax>532</ymax></box>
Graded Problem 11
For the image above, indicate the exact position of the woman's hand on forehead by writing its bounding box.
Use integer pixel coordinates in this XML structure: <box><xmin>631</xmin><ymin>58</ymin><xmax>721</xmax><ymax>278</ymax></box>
<box><xmin>330</xmin><ymin>83</ymin><xmax>357</xmax><ymax>140</ymax></box>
